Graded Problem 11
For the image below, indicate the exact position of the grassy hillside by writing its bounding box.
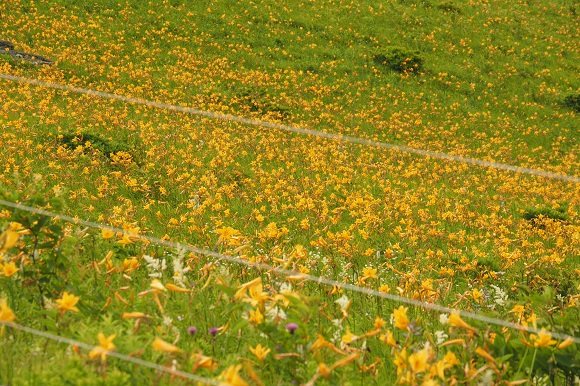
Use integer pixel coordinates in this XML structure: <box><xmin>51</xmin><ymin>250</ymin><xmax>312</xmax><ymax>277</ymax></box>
<box><xmin>1</xmin><ymin>0</ymin><xmax>579</xmax><ymax>384</ymax></box>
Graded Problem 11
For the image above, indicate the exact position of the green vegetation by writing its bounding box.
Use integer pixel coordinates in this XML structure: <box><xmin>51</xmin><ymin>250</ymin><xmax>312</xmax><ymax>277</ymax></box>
<box><xmin>0</xmin><ymin>0</ymin><xmax>579</xmax><ymax>384</ymax></box>
<box><xmin>523</xmin><ymin>205</ymin><xmax>569</xmax><ymax>222</ymax></box>
<box><xmin>373</xmin><ymin>47</ymin><xmax>424</xmax><ymax>73</ymax></box>
<box><xmin>562</xmin><ymin>93</ymin><xmax>580</xmax><ymax>113</ymax></box>
<box><xmin>59</xmin><ymin>132</ymin><xmax>135</xmax><ymax>161</ymax></box>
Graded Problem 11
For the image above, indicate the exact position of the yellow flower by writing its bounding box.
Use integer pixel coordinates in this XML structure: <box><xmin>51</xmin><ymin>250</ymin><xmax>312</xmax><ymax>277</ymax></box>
<box><xmin>0</xmin><ymin>298</ymin><xmax>16</xmax><ymax>323</ymax></box>
<box><xmin>471</xmin><ymin>288</ymin><xmax>483</xmax><ymax>301</ymax></box>
<box><xmin>475</xmin><ymin>347</ymin><xmax>495</xmax><ymax>363</ymax></box>
<box><xmin>215</xmin><ymin>226</ymin><xmax>241</xmax><ymax>246</ymax></box>
<box><xmin>393</xmin><ymin>348</ymin><xmax>408</xmax><ymax>374</ymax></box>
<box><xmin>152</xmin><ymin>337</ymin><xmax>182</xmax><ymax>353</ymax></box>
<box><xmin>381</xmin><ymin>330</ymin><xmax>397</xmax><ymax>347</ymax></box>
<box><xmin>0</xmin><ymin>229</ymin><xmax>20</xmax><ymax>252</ymax></box>
<box><xmin>191</xmin><ymin>352</ymin><xmax>218</xmax><ymax>371</ymax></box>
<box><xmin>526</xmin><ymin>312</ymin><xmax>539</xmax><ymax>329</ymax></box>
<box><xmin>421</xmin><ymin>378</ymin><xmax>439</xmax><ymax>386</ymax></box>
<box><xmin>443</xmin><ymin>351</ymin><xmax>459</xmax><ymax>368</ymax></box>
<box><xmin>234</xmin><ymin>278</ymin><xmax>261</xmax><ymax>300</ymax></box>
<box><xmin>341</xmin><ymin>329</ymin><xmax>357</xmax><ymax>344</ymax></box>
<box><xmin>120</xmin><ymin>258</ymin><xmax>140</xmax><ymax>273</ymax></box>
<box><xmin>101</xmin><ymin>229</ymin><xmax>115</xmax><ymax>239</ymax></box>
<box><xmin>557</xmin><ymin>337</ymin><xmax>575</xmax><ymax>349</ymax></box>
<box><xmin>374</xmin><ymin>316</ymin><xmax>387</xmax><ymax>330</ymax></box>
<box><xmin>55</xmin><ymin>292</ymin><xmax>80</xmax><ymax>315</ymax></box>
<box><xmin>117</xmin><ymin>233</ymin><xmax>136</xmax><ymax>246</ymax></box>
<box><xmin>361</xmin><ymin>266</ymin><xmax>378</xmax><ymax>281</ymax></box>
<box><xmin>378</xmin><ymin>284</ymin><xmax>391</xmax><ymax>293</ymax></box>
<box><xmin>1</xmin><ymin>261</ymin><xmax>19</xmax><ymax>277</ymax></box>
<box><xmin>509</xmin><ymin>304</ymin><xmax>525</xmax><ymax>318</ymax></box>
<box><xmin>430</xmin><ymin>360</ymin><xmax>446</xmax><ymax>380</ymax></box>
<box><xmin>218</xmin><ymin>364</ymin><xmax>249</xmax><ymax>386</ymax></box>
<box><xmin>318</xmin><ymin>362</ymin><xmax>331</xmax><ymax>378</ymax></box>
<box><xmin>249</xmin><ymin>344</ymin><xmax>271</xmax><ymax>361</ymax></box>
<box><xmin>310</xmin><ymin>334</ymin><xmax>330</xmax><ymax>350</ymax></box>
<box><xmin>122</xmin><ymin>312</ymin><xmax>149</xmax><ymax>319</ymax></box>
<box><xmin>150</xmin><ymin>279</ymin><xmax>166</xmax><ymax>292</ymax></box>
<box><xmin>408</xmin><ymin>348</ymin><xmax>430</xmax><ymax>374</ymax></box>
<box><xmin>89</xmin><ymin>333</ymin><xmax>116</xmax><ymax>361</ymax></box>
<box><xmin>248</xmin><ymin>308</ymin><xmax>264</xmax><ymax>325</ymax></box>
<box><xmin>529</xmin><ymin>328</ymin><xmax>557</xmax><ymax>348</ymax></box>
<box><xmin>329</xmin><ymin>353</ymin><xmax>360</xmax><ymax>371</ymax></box>
<box><xmin>247</xmin><ymin>283</ymin><xmax>269</xmax><ymax>309</ymax></box>
<box><xmin>448</xmin><ymin>312</ymin><xmax>477</xmax><ymax>332</ymax></box>
<box><xmin>290</xmin><ymin>245</ymin><xmax>307</xmax><ymax>259</ymax></box>
<box><xmin>236</xmin><ymin>278</ymin><xmax>269</xmax><ymax>309</ymax></box>
<box><xmin>392</xmin><ymin>306</ymin><xmax>410</xmax><ymax>331</ymax></box>
<box><xmin>165</xmin><ymin>283</ymin><xmax>191</xmax><ymax>293</ymax></box>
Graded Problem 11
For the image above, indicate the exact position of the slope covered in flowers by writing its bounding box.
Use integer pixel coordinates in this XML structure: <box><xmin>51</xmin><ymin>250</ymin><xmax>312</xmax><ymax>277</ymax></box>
<box><xmin>1</xmin><ymin>0</ymin><xmax>579</xmax><ymax>384</ymax></box>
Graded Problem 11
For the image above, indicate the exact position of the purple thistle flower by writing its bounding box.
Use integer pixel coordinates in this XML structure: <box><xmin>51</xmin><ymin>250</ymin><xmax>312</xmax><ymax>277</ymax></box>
<box><xmin>286</xmin><ymin>323</ymin><xmax>299</xmax><ymax>334</ymax></box>
<box><xmin>187</xmin><ymin>326</ymin><xmax>197</xmax><ymax>336</ymax></box>
<box><xmin>209</xmin><ymin>327</ymin><xmax>219</xmax><ymax>337</ymax></box>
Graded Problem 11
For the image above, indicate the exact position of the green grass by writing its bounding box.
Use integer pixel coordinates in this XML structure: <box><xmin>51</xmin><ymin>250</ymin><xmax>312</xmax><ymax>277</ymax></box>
<box><xmin>1</xmin><ymin>0</ymin><xmax>579</xmax><ymax>384</ymax></box>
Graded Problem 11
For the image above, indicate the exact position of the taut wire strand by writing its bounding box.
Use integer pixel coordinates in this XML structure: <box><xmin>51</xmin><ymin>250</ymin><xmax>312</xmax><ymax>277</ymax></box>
<box><xmin>0</xmin><ymin>73</ymin><xmax>578</xmax><ymax>184</ymax></box>
<box><xmin>1</xmin><ymin>198</ymin><xmax>579</xmax><ymax>344</ymax></box>
<box><xmin>0</xmin><ymin>321</ymin><xmax>222</xmax><ymax>385</ymax></box>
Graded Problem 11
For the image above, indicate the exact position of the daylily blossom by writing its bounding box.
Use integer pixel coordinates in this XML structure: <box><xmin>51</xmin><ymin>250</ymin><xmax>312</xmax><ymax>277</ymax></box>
<box><xmin>448</xmin><ymin>312</ymin><xmax>477</xmax><ymax>332</ymax></box>
<box><xmin>89</xmin><ymin>333</ymin><xmax>116</xmax><ymax>361</ymax></box>
<box><xmin>218</xmin><ymin>364</ymin><xmax>249</xmax><ymax>386</ymax></box>
<box><xmin>1</xmin><ymin>261</ymin><xmax>19</xmax><ymax>277</ymax></box>
<box><xmin>0</xmin><ymin>298</ymin><xmax>16</xmax><ymax>323</ymax></box>
<box><xmin>529</xmin><ymin>328</ymin><xmax>557</xmax><ymax>348</ymax></box>
<box><xmin>55</xmin><ymin>292</ymin><xmax>80</xmax><ymax>315</ymax></box>
<box><xmin>392</xmin><ymin>306</ymin><xmax>410</xmax><ymax>331</ymax></box>
<box><xmin>249</xmin><ymin>344</ymin><xmax>271</xmax><ymax>362</ymax></box>
<box><xmin>152</xmin><ymin>337</ymin><xmax>182</xmax><ymax>353</ymax></box>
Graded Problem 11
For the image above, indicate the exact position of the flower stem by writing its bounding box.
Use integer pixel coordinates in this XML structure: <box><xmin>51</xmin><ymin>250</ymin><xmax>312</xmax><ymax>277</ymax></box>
<box><xmin>516</xmin><ymin>346</ymin><xmax>529</xmax><ymax>374</ymax></box>
<box><xmin>529</xmin><ymin>348</ymin><xmax>538</xmax><ymax>376</ymax></box>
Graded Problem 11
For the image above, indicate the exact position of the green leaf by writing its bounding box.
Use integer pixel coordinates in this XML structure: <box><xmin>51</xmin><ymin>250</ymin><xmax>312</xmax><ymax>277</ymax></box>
<box><xmin>231</xmin><ymin>319</ymin><xmax>249</xmax><ymax>331</ymax></box>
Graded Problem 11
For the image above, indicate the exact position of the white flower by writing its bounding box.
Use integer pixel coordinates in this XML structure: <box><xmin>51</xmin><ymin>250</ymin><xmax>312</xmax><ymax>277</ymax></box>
<box><xmin>479</xmin><ymin>369</ymin><xmax>495</xmax><ymax>386</ymax></box>
<box><xmin>489</xmin><ymin>284</ymin><xmax>508</xmax><ymax>306</ymax></box>
<box><xmin>335</xmin><ymin>295</ymin><xmax>350</xmax><ymax>311</ymax></box>
<box><xmin>172</xmin><ymin>247</ymin><xmax>191</xmax><ymax>287</ymax></box>
<box><xmin>297</xmin><ymin>344</ymin><xmax>305</xmax><ymax>355</ymax></box>
<box><xmin>144</xmin><ymin>254</ymin><xmax>167</xmax><ymax>277</ymax></box>
<box><xmin>332</xmin><ymin>328</ymin><xmax>342</xmax><ymax>345</ymax></box>
<box><xmin>434</xmin><ymin>330</ymin><xmax>448</xmax><ymax>345</ymax></box>
<box><xmin>280</xmin><ymin>282</ymin><xmax>293</xmax><ymax>292</ymax></box>
<box><xmin>439</xmin><ymin>313</ymin><xmax>449</xmax><ymax>324</ymax></box>
<box><xmin>266</xmin><ymin>306</ymin><xmax>287</xmax><ymax>321</ymax></box>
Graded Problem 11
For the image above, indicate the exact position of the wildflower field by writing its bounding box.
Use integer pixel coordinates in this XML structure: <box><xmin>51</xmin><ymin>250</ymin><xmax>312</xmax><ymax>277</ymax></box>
<box><xmin>1</xmin><ymin>0</ymin><xmax>579</xmax><ymax>384</ymax></box>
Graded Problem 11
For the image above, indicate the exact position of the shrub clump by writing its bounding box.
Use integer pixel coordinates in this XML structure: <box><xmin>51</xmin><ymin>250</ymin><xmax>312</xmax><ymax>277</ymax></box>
<box><xmin>373</xmin><ymin>46</ymin><xmax>424</xmax><ymax>73</ymax></box>
<box><xmin>59</xmin><ymin>132</ymin><xmax>132</xmax><ymax>161</ymax></box>
<box><xmin>562</xmin><ymin>93</ymin><xmax>580</xmax><ymax>113</ymax></box>
<box><xmin>437</xmin><ymin>1</ymin><xmax>462</xmax><ymax>13</ymax></box>
<box><xmin>523</xmin><ymin>206</ymin><xmax>568</xmax><ymax>222</ymax></box>
<box><xmin>235</xmin><ymin>86</ymin><xmax>291</xmax><ymax>119</ymax></box>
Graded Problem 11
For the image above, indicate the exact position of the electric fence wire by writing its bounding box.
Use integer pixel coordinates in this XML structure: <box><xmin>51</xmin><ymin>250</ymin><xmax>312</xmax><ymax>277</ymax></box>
<box><xmin>1</xmin><ymin>199</ymin><xmax>580</xmax><ymax>345</ymax></box>
<box><xmin>0</xmin><ymin>73</ymin><xmax>578</xmax><ymax>184</ymax></box>
<box><xmin>0</xmin><ymin>320</ymin><xmax>222</xmax><ymax>385</ymax></box>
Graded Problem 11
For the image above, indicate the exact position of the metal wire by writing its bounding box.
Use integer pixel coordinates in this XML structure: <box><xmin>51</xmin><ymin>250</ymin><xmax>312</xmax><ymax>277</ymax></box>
<box><xmin>1</xmin><ymin>199</ymin><xmax>579</xmax><ymax>344</ymax></box>
<box><xmin>0</xmin><ymin>321</ymin><xmax>221</xmax><ymax>385</ymax></box>
<box><xmin>0</xmin><ymin>73</ymin><xmax>578</xmax><ymax>184</ymax></box>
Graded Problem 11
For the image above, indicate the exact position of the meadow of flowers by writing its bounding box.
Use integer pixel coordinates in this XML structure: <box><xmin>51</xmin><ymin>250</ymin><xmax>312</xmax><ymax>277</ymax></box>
<box><xmin>1</xmin><ymin>0</ymin><xmax>579</xmax><ymax>384</ymax></box>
